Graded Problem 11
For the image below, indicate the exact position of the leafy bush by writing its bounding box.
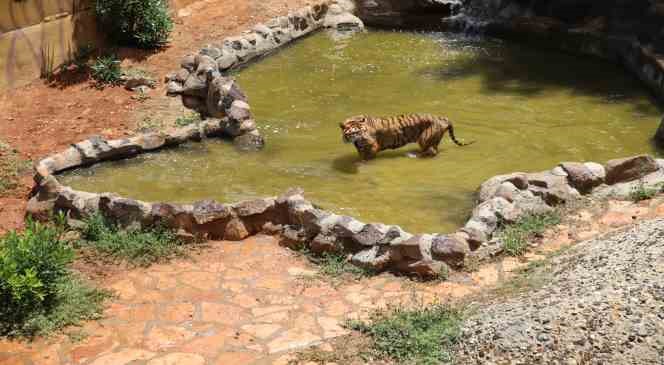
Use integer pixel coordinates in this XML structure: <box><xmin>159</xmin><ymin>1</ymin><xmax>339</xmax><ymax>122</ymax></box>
<box><xmin>81</xmin><ymin>214</ymin><xmax>184</xmax><ymax>266</ymax></box>
<box><xmin>95</xmin><ymin>0</ymin><xmax>173</xmax><ymax>48</ymax></box>
<box><xmin>347</xmin><ymin>304</ymin><xmax>463</xmax><ymax>365</ymax></box>
<box><xmin>0</xmin><ymin>219</ymin><xmax>107</xmax><ymax>338</ymax></box>
<box><xmin>499</xmin><ymin>212</ymin><xmax>561</xmax><ymax>256</ymax></box>
<box><xmin>630</xmin><ymin>181</ymin><xmax>663</xmax><ymax>202</ymax></box>
<box><xmin>90</xmin><ymin>55</ymin><xmax>123</xmax><ymax>87</ymax></box>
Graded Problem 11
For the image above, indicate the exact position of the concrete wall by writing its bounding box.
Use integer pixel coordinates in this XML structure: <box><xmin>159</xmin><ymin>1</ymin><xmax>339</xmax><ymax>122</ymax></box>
<box><xmin>0</xmin><ymin>0</ymin><xmax>100</xmax><ymax>89</ymax></box>
<box><xmin>0</xmin><ymin>0</ymin><xmax>194</xmax><ymax>90</ymax></box>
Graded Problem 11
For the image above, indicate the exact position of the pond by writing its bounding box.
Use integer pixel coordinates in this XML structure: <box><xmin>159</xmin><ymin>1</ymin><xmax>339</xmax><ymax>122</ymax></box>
<box><xmin>61</xmin><ymin>30</ymin><xmax>662</xmax><ymax>233</ymax></box>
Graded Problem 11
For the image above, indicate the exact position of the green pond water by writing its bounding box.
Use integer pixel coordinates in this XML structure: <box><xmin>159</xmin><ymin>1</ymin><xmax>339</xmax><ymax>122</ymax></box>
<box><xmin>61</xmin><ymin>30</ymin><xmax>662</xmax><ymax>233</ymax></box>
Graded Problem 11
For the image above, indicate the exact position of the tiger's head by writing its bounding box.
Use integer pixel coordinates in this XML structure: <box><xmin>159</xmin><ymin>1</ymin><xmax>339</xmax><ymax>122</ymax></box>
<box><xmin>340</xmin><ymin>115</ymin><xmax>369</xmax><ymax>144</ymax></box>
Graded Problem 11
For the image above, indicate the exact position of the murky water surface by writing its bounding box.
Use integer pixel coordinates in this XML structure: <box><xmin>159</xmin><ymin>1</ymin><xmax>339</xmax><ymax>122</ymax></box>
<box><xmin>62</xmin><ymin>30</ymin><xmax>661</xmax><ymax>233</ymax></box>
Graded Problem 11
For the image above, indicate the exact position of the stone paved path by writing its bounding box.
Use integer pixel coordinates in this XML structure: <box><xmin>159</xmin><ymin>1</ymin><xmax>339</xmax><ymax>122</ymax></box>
<box><xmin>2</xmin><ymin>197</ymin><xmax>664</xmax><ymax>365</ymax></box>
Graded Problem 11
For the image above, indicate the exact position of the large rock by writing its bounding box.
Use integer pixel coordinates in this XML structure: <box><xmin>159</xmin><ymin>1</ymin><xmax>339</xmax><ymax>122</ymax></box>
<box><xmin>605</xmin><ymin>155</ymin><xmax>659</xmax><ymax>185</ymax></box>
<box><xmin>351</xmin><ymin>246</ymin><xmax>393</xmax><ymax>271</ymax></box>
<box><xmin>392</xmin><ymin>234</ymin><xmax>434</xmax><ymax>261</ymax></box>
<box><xmin>560</xmin><ymin>162</ymin><xmax>603</xmax><ymax>193</ymax></box>
<box><xmin>394</xmin><ymin>259</ymin><xmax>448</xmax><ymax>279</ymax></box>
<box><xmin>478</xmin><ymin>173</ymin><xmax>529</xmax><ymax>202</ymax></box>
<box><xmin>192</xmin><ymin>200</ymin><xmax>231</xmax><ymax>225</ymax></box>
<box><xmin>431</xmin><ymin>234</ymin><xmax>470</xmax><ymax>267</ymax></box>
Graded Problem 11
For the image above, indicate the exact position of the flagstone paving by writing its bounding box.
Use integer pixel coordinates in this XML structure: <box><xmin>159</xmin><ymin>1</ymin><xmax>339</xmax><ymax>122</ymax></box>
<box><xmin>2</xmin><ymin>197</ymin><xmax>664</xmax><ymax>365</ymax></box>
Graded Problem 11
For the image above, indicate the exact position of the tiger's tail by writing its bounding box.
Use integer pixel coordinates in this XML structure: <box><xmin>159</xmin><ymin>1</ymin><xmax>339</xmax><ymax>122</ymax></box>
<box><xmin>448</xmin><ymin>123</ymin><xmax>475</xmax><ymax>147</ymax></box>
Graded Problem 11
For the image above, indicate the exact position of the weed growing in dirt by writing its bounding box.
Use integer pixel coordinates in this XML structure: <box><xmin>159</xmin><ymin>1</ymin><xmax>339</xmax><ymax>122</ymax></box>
<box><xmin>95</xmin><ymin>0</ymin><xmax>173</xmax><ymax>48</ymax></box>
<box><xmin>298</xmin><ymin>248</ymin><xmax>374</xmax><ymax>280</ymax></box>
<box><xmin>175</xmin><ymin>112</ymin><xmax>202</xmax><ymax>127</ymax></box>
<box><xmin>79</xmin><ymin>213</ymin><xmax>184</xmax><ymax>266</ymax></box>
<box><xmin>90</xmin><ymin>55</ymin><xmax>123</xmax><ymax>87</ymax></box>
<box><xmin>346</xmin><ymin>303</ymin><xmax>463</xmax><ymax>365</ymax></box>
<box><xmin>629</xmin><ymin>181</ymin><xmax>663</xmax><ymax>202</ymax></box>
<box><xmin>0</xmin><ymin>218</ymin><xmax>108</xmax><ymax>338</ymax></box>
<box><xmin>499</xmin><ymin>211</ymin><xmax>561</xmax><ymax>256</ymax></box>
<box><xmin>0</xmin><ymin>141</ymin><xmax>29</xmax><ymax>194</ymax></box>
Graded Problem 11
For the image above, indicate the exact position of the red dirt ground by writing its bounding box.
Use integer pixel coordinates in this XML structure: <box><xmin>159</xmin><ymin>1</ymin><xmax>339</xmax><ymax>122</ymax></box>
<box><xmin>0</xmin><ymin>0</ymin><xmax>310</xmax><ymax>234</ymax></box>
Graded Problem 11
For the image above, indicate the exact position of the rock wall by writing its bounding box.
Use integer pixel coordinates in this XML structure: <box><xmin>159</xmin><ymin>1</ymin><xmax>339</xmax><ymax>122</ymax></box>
<box><xmin>165</xmin><ymin>1</ymin><xmax>364</xmax><ymax>148</ymax></box>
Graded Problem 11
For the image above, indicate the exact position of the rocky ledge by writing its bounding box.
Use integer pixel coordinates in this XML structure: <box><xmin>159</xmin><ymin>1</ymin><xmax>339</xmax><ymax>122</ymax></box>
<box><xmin>455</xmin><ymin>218</ymin><xmax>664</xmax><ymax>364</ymax></box>
<box><xmin>164</xmin><ymin>1</ymin><xmax>364</xmax><ymax>148</ymax></box>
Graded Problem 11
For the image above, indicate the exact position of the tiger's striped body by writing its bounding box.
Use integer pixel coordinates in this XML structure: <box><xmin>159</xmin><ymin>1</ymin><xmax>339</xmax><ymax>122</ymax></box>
<box><xmin>340</xmin><ymin>113</ymin><xmax>474</xmax><ymax>160</ymax></box>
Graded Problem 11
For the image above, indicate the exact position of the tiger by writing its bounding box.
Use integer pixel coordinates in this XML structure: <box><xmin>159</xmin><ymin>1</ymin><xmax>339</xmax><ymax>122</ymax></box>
<box><xmin>340</xmin><ymin>113</ymin><xmax>475</xmax><ymax>160</ymax></box>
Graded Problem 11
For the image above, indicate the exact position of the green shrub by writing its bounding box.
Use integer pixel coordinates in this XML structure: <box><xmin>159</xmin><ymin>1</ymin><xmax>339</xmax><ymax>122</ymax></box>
<box><xmin>90</xmin><ymin>55</ymin><xmax>123</xmax><ymax>87</ymax></box>
<box><xmin>81</xmin><ymin>214</ymin><xmax>184</xmax><ymax>266</ymax></box>
<box><xmin>0</xmin><ymin>219</ymin><xmax>108</xmax><ymax>338</ymax></box>
<box><xmin>499</xmin><ymin>212</ymin><xmax>561</xmax><ymax>256</ymax></box>
<box><xmin>347</xmin><ymin>304</ymin><xmax>463</xmax><ymax>365</ymax></box>
<box><xmin>95</xmin><ymin>0</ymin><xmax>173</xmax><ymax>48</ymax></box>
<box><xmin>630</xmin><ymin>181</ymin><xmax>663</xmax><ymax>202</ymax></box>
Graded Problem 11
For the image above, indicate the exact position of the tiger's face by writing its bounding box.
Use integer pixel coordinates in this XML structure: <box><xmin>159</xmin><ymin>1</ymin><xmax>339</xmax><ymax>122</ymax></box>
<box><xmin>340</xmin><ymin>115</ymin><xmax>369</xmax><ymax>144</ymax></box>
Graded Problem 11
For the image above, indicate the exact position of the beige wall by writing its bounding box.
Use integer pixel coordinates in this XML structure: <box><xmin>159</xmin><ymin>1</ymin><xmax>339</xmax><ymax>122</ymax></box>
<box><xmin>0</xmin><ymin>0</ymin><xmax>196</xmax><ymax>90</ymax></box>
<box><xmin>0</xmin><ymin>0</ymin><xmax>99</xmax><ymax>89</ymax></box>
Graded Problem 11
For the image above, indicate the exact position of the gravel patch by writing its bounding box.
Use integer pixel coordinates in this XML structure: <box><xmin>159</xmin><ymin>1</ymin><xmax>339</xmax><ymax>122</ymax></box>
<box><xmin>455</xmin><ymin>219</ymin><xmax>664</xmax><ymax>365</ymax></box>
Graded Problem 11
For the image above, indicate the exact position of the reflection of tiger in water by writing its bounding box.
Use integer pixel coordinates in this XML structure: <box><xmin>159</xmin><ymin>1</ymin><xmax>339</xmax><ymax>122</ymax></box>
<box><xmin>340</xmin><ymin>113</ymin><xmax>475</xmax><ymax>160</ymax></box>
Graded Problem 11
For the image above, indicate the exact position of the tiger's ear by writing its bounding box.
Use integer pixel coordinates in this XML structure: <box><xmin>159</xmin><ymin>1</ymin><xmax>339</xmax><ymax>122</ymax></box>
<box><xmin>339</xmin><ymin>121</ymin><xmax>347</xmax><ymax>129</ymax></box>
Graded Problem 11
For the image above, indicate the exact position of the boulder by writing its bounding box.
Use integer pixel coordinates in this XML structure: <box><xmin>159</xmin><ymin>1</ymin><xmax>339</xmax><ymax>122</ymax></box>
<box><xmin>560</xmin><ymin>162</ymin><xmax>603</xmax><ymax>193</ymax></box>
<box><xmin>99</xmin><ymin>196</ymin><xmax>152</xmax><ymax>230</ymax></box>
<box><xmin>234</xmin><ymin>198</ymin><xmax>275</xmax><ymax>217</ymax></box>
<box><xmin>192</xmin><ymin>200</ymin><xmax>231</xmax><ymax>225</ymax></box>
<box><xmin>392</xmin><ymin>234</ymin><xmax>434</xmax><ymax>261</ymax></box>
<box><xmin>26</xmin><ymin>175</ymin><xmax>61</xmax><ymax>220</ymax></box>
<box><xmin>472</xmin><ymin>197</ymin><xmax>519</xmax><ymax>229</ymax></box>
<box><xmin>166</xmin><ymin>81</ymin><xmax>184</xmax><ymax>95</ymax></box>
<box><xmin>478</xmin><ymin>172</ymin><xmax>528</xmax><ymax>202</ymax></box>
<box><xmin>605</xmin><ymin>155</ymin><xmax>659</xmax><ymax>185</ymax></box>
<box><xmin>351</xmin><ymin>246</ymin><xmax>393</xmax><ymax>271</ymax></box>
<box><xmin>332</xmin><ymin>216</ymin><xmax>365</xmax><ymax>238</ymax></box>
<box><xmin>352</xmin><ymin>223</ymin><xmax>389</xmax><ymax>246</ymax></box>
<box><xmin>584</xmin><ymin>162</ymin><xmax>606</xmax><ymax>180</ymax></box>
<box><xmin>180</xmin><ymin>54</ymin><xmax>196</xmax><ymax>72</ymax></box>
<box><xmin>310</xmin><ymin>233</ymin><xmax>341</xmax><ymax>254</ymax></box>
<box><xmin>228</xmin><ymin>100</ymin><xmax>252</xmax><ymax>122</ymax></box>
<box><xmin>200</xmin><ymin>44</ymin><xmax>222</xmax><ymax>59</ymax></box>
<box><xmin>494</xmin><ymin>181</ymin><xmax>519</xmax><ymax>202</ymax></box>
<box><xmin>394</xmin><ymin>259</ymin><xmax>448</xmax><ymax>279</ymax></box>
<box><xmin>655</xmin><ymin>116</ymin><xmax>664</xmax><ymax>147</ymax></box>
<box><xmin>224</xmin><ymin>218</ymin><xmax>250</xmax><ymax>241</ymax></box>
<box><xmin>324</xmin><ymin>11</ymin><xmax>365</xmax><ymax>31</ymax></box>
<box><xmin>459</xmin><ymin>227</ymin><xmax>486</xmax><ymax>250</ymax></box>
<box><xmin>431</xmin><ymin>234</ymin><xmax>470</xmax><ymax>267</ymax></box>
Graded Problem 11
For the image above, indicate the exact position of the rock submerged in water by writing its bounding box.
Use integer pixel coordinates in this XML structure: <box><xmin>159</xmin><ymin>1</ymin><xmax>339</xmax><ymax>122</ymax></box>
<box><xmin>233</xmin><ymin>132</ymin><xmax>265</xmax><ymax>151</ymax></box>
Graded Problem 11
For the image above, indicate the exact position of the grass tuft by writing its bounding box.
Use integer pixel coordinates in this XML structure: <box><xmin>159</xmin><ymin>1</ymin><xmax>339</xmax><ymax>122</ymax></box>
<box><xmin>346</xmin><ymin>303</ymin><xmax>463</xmax><ymax>365</ymax></box>
<box><xmin>629</xmin><ymin>181</ymin><xmax>663</xmax><ymax>202</ymax></box>
<box><xmin>0</xmin><ymin>141</ymin><xmax>29</xmax><ymax>194</ymax></box>
<box><xmin>297</xmin><ymin>248</ymin><xmax>373</xmax><ymax>280</ymax></box>
<box><xmin>175</xmin><ymin>112</ymin><xmax>202</xmax><ymax>127</ymax></box>
<box><xmin>79</xmin><ymin>213</ymin><xmax>184</xmax><ymax>267</ymax></box>
<box><xmin>90</xmin><ymin>55</ymin><xmax>123</xmax><ymax>88</ymax></box>
<box><xmin>499</xmin><ymin>212</ymin><xmax>561</xmax><ymax>256</ymax></box>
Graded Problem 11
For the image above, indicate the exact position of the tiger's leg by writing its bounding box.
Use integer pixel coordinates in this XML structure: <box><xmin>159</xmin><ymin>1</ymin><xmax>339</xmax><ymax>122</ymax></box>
<box><xmin>417</xmin><ymin>127</ymin><xmax>442</xmax><ymax>157</ymax></box>
<box><xmin>358</xmin><ymin>142</ymin><xmax>379</xmax><ymax>160</ymax></box>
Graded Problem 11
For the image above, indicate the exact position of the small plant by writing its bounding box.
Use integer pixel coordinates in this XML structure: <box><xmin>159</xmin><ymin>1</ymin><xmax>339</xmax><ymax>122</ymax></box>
<box><xmin>136</xmin><ymin>116</ymin><xmax>164</xmax><ymax>132</ymax></box>
<box><xmin>346</xmin><ymin>303</ymin><xmax>463</xmax><ymax>365</ymax></box>
<box><xmin>629</xmin><ymin>180</ymin><xmax>663</xmax><ymax>202</ymax></box>
<box><xmin>297</xmin><ymin>247</ymin><xmax>373</xmax><ymax>280</ymax></box>
<box><xmin>0</xmin><ymin>141</ymin><xmax>29</xmax><ymax>194</ymax></box>
<box><xmin>0</xmin><ymin>218</ymin><xmax>108</xmax><ymax>338</ymax></box>
<box><xmin>499</xmin><ymin>211</ymin><xmax>561</xmax><ymax>256</ymax></box>
<box><xmin>95</xmin><ymin>0</ymin><xmax>173</xmax><ymax>49</ymax></box>
<box><xmin>175</xmin><ymin>112</ymin><xmax>202</xmax><ymax>127</ymax></box>
<box><xmin>40</xmin><ymin>43</ymin><xmax>56</xmax><ymax>80</ymax></box>
<box><xmin>90</xmin><ymin>55</ymin><xmax>123</xmax><ymax>87</ymax></box>
<box><xmin>79</xmin><ymin>213</ymin><xmax>184</xmax><ymax>266</ymax></box>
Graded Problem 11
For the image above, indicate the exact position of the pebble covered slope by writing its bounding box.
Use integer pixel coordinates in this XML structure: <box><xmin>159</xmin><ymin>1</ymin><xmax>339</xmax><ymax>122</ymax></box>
<box><xmin>456</xmin><ymin>218</ymin><xmax>664</xmax><ymax>364</ymax></box>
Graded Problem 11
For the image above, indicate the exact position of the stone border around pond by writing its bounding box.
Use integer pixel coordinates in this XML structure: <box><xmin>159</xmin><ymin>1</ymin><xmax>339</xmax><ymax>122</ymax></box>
<box><xmin>26</xmin><ymin>123</ymin><xmax>664</xmax><ymax>278</ymax></box>
<box><xmin>25</xmin><ymin>2</ymin><xmax>664</xmax><ymax>278</ymax></box>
